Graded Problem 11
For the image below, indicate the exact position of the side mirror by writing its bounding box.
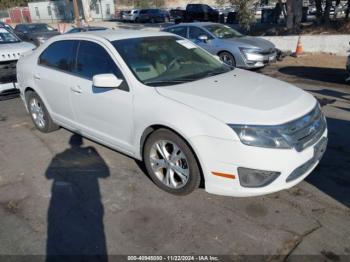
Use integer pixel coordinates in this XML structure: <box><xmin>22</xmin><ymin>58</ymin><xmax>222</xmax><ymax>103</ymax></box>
<box><xmin>93</xmin><ymin>74</ymin><xmax>123</xmax><ymax>88</ymax></box>
<box><xmin>198</xmin><ymin>35</ymin><xmax>209</xmax><ymax>43</ymax></box>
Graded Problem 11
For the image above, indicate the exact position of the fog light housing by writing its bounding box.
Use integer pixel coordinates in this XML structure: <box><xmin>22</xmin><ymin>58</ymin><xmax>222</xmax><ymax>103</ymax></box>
<box><xmin>238</xmin><ymin>167</ymin><xmax>280</xmax><ymax>188</ymax></box>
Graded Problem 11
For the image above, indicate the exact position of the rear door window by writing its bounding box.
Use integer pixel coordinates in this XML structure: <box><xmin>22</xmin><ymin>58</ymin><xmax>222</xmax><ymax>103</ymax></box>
<box><xmin>166</xmin><ymin>26</ymin><xmax>188</xmax><ymax>38</ymax></box>
<box><xmin>38</xmin><ymin>40</ymin><xmax>76</xmax><ymax>72</ymax></box>
<box><xmin>189</xmin><ymin>26</ymin><xmax>212</xmax><ymax>40</ymax></box>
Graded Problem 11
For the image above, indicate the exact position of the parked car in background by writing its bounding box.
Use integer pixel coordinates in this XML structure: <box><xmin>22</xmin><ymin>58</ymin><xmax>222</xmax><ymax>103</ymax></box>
<box><xmin>169</xmin><ymin>9</ymin><xmax>186</xmax><ymax>24</ymax></box>
<box><xmin>0</xmin><ymin>22</ymin><xmax>15</xmax><ymax>33</ymax></box>
<box><xmin>17</xmin><ymin>30</ymin><xmax>327</xmax><ymax>197</ymax></box>
<box><xmin>138</xmin><ymin>9</ymin><xmax>170</xmax><ymax>23</ymax></box>
<box><xmin>0</xmin><ymin>27</ymin><xmax>35</xmax><ymax>95</ymax></box>
<box><xmin>127</xmin><ymin>9</ymin><xmax>141</xmax><ymax>22</ymax></box>
<box><xmin>14</xmin><ymin>23</ymin><xmax>60</xmax><ymax>46</ymax></box>
<box><xmin>163</xmin><ymin>22</ymin><xmax>276</xmax><ymax>69</ymax></box>
<box><xmin>184</xmin><ymin>4</ymin><xmax>219</xmax><ymax>22</ymax></box>
<box><xmin>120</xmin><ymin>10</ymin><xmax>131</xmax><ymax>21</ymax></box>
<box><xmin>65</xmin><ymin>26</ymin><xmax>108</xmax><ymax>34</ymax></box>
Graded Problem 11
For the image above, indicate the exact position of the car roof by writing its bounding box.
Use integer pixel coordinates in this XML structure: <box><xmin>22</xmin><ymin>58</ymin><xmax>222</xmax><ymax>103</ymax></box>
<box><xmin>56</xmin><ymin>28</ymin><xmax>174</xmax><ymax>41</ymax></box>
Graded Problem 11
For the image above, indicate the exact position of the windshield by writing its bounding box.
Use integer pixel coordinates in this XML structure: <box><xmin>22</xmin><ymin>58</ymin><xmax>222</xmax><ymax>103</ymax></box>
<box><xmin>204</xmin><ymin>24</ymin><xmax>242</xmax><ymax>39</ymax></box>
<box><xmin>27</xmin><ymin>24</ymin><xmax>54</xmax><ymax>32</ymax></box>
<box><xmin>112</xmin><ymin>36</ymin><xmax>232</xmax><ymax>86</ymax></box>
<box><xmin>0</xmin><ymin>28</ymin><xmax>20</xmax><ymax>44</ymax></box>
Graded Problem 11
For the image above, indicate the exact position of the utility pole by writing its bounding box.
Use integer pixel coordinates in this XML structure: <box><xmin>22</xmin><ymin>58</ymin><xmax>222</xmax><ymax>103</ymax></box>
<box><xmin>73</xmin><ymin>0</ymin><xmax>81</xmax><ymax>27</ymax></box>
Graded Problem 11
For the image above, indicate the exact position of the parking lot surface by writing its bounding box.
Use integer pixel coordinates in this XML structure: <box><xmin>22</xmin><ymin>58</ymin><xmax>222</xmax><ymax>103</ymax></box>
<box><xmin>0</xmin><ymin>62</ymin><xmax>350</xmax><ymax>259</ymax></box>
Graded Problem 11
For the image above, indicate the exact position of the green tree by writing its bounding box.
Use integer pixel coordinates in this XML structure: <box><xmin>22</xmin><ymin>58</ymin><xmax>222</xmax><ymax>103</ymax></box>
<box><xmin>0</xmin><ymin>0</ymin><xmax>27</xmax><ymax>9</ymax></box>
<box><xmin>134</xmin><ymin>0</ymin><xmax>164</xmax><ymax>8</ymax></box>
<box><xmin>229</xmin><ymin>0</ymin><xmax>256</xmax><ymax>30</ymax></box>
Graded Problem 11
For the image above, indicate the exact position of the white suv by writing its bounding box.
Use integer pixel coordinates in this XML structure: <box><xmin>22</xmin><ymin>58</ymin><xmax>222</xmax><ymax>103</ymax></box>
<box><xmin>0</xmin><ymin>27</ymin><xmax>35</xmax><ymax>95</ymax></box>
<box><xmin>128</xmin><ymin>9</ymin><xmax>140</xmax><ymax>22</ymax></box>
<box><xmin>16</xmin><ymin>30</ymin><xmax>327</xmax><ymax>197</ymax></box>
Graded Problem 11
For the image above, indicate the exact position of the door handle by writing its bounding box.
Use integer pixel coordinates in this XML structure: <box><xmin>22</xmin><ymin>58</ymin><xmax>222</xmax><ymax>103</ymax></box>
<box><xmin>34</xmin><ymin>74</ymin><xmax>40</xmax><ymax>80</ymax></box>
<box><xmin>70</xmin><ymin>85</ymin><xmax>82</xmax><ymax>94</ymax></box>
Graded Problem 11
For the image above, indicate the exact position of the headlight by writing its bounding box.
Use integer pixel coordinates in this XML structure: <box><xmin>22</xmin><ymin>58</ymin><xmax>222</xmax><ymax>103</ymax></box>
<box><xmin>239</xmin><ymin>47</ymin><xmax>264</xmax><ymax>61</ymax></box>
<box><xmin>229</xmin><ymin>124</ymin><xmax>291</xmax><ymax>149</ymax></box>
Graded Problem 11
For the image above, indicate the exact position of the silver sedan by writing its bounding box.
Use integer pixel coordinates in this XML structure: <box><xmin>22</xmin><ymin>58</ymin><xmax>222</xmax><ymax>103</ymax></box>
<box><xmin>163</xmin><ymin>22</ymin><xmax>276</xmax><ymax>69</ymax></box>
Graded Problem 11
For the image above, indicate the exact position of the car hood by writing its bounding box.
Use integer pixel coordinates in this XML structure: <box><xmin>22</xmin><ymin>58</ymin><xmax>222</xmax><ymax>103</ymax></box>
<box><xmin>0</xmin><ymin>41</ymin><xmax>35</xmax><ymax>62</ymax></box>
<box><xmin>222</xmin><ymin>36</ymin><xmax>275</xmax><ymax>51</ymax></box>
<box><xmin>156</xmin><ymin>69</ymin><xmax>316</xmax><ymax>125</ymax></box>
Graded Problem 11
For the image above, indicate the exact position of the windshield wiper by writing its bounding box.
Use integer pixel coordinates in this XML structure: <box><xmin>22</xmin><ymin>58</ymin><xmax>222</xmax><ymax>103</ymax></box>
<box><xmin>144</xmin><ymin>79</ymin><xmax>196</xmax><ymax>86</ymax></box>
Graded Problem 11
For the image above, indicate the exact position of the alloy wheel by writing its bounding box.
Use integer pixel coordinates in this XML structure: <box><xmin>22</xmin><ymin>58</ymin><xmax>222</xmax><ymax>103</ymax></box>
<box><xmin>220</xmin><ymin>53</ymin><xmax>235</xmax><ymax>66</ymax></box>
<box><xmin>149</xmin><ymin>140</ymin><xmax>190</xmax><ymax>189</ymax></box>
<box><xmin>29</xmin><ymin>97</ymin><xmax>46</xmax><ymax>129</ymax></box>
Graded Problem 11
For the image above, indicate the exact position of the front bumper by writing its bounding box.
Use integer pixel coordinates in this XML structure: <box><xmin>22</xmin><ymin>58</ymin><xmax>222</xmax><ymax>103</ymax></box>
<box><xmin>242</xmin><ymin>52</ymin><xmax>277</xmax><ymax>69</ymax></box>
<box><xmin>190</xmin><ymin>129</ymin><xmax>327</xmax><ymax>197</ymax></box>
<box><xmin>0</xmin><ymin>60</ymin><xmax>18</xmax><ymax>95</ymax></box>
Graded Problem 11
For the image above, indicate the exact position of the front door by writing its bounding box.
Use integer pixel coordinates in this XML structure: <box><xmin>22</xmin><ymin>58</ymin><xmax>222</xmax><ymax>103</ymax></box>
<box><xmin>188</xmin><ymin>26</ymin><xmax>215</xmax><ymax>54</ymax></box>
<box><xmin>68</xmin><ymin>40</ymin><xmax>134</xmax><ymax>152</ymax></box>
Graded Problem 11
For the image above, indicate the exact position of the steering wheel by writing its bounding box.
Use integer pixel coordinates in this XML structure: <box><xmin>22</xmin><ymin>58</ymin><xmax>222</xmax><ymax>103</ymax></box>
<box><xmin>167</xmin><ymin>57</ymin><xmax>185</xmax><ymax>71</ymax></box>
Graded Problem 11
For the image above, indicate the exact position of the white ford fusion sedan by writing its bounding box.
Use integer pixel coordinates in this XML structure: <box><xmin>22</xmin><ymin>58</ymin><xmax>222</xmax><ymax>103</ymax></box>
<box><xmin>16</xmin><ymin>30</ymin><xmax>327</xmax><ymax>197</ymax></box>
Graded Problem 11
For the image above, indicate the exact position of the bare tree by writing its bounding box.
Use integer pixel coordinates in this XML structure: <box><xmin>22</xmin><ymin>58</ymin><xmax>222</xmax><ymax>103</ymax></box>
<box><xmin>215</xmin><ymin>0</ymin><xmax>227</xmax><ymax>7</ymax></box>
<box><xmin>286</xmin><ymin>0</ymin><xmax>303</xmax><ymax>29</ymax></box>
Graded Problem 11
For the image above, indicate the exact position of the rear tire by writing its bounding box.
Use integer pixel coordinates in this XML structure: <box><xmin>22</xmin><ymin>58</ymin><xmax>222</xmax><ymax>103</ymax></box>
<box><xmin>26</xmin><ymin>91</ymin><xmax>59</xmax><ymax>133</ymax></box>
<box><xmin>143</xmin><ymin>129</ymin><xmax>201</xmax><ymax>195</ymax></box>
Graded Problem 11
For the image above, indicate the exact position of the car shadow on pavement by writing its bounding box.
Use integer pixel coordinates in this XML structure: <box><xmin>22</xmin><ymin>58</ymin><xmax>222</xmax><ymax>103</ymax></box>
<box><xmin>306</xmin><ymin>116</ymin><xmax>350</xmax><ymax>208</ymax></box>
<box><xmin>307</xmin><ymin>89</ymin><xmax>350</xmax><ymax>102</ymax></box>
<box><xmin>45</xmin><ymin>134</ymin><xmax>109</xmax><ymax>261</ymax></box>
<box><xmin>278</xmin><ymin>66</ymin><xmax>348</xmax><ymax>85</ymax></box>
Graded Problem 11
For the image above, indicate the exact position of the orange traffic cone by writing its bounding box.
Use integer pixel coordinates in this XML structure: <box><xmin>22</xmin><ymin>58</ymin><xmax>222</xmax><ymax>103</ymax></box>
<box><xmin>294</xmin><ymin>36</ymin><xmax>304</xmax><ymax>57</ymax></box>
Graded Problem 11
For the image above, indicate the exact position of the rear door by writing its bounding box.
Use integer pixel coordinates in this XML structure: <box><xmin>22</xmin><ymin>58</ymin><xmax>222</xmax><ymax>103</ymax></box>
<box><xmin>68</xmin><ymin>40</ymin><xmax>134</xmax><ymax>152</ymax></box>
<box><xmin>35</xmin><ymin>40</ymin><xmax>77</xmax><ymax>125</ymax></box>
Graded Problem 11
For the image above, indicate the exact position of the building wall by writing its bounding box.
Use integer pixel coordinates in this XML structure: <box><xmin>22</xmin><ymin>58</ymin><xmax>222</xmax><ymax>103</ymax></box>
<box><xmin>28</xmin><ymin>0</ymin><xmax>73</xmax><ymax>22</ymax></box>
<box><xmin>9</xmin><ymin>7</ymin><xmax>32</xmax><ymax>23</ymax></box>
<box><xmin>28</xmin><ymin>0</ymin><xmax>115</xmax><ymax>23</ymax></box>
<box><xmin>90</xmin><ymin>0</ymin><xmax>115</xmax><ymax>20</ymax></box>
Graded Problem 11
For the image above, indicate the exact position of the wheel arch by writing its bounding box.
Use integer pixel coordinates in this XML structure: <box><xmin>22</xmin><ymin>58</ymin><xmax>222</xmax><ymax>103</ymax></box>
<box><xmin>217</xmin><ymin>50</ymin><xmax>235</xmax><ymax>59</ymax></box>
<box><xmin>139</xmin><ymin>124</ymin><xmax>205</xmax><ymax>187</ymax></box>
<box><xmin>23</xmin><ymin>86</ymin><xmax>54</xmax><ymax>117</ymax></box>
<box><xmin>23</xmin><ymin>87</ymin><xmax>35</xmax><ymax>110</ymax></box>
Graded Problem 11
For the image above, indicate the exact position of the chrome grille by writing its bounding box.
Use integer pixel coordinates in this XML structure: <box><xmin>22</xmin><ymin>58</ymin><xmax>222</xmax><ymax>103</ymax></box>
<box><xmin>280</xmin><ymin>105</ymin><xmax>327</xmax><ymax>152</ymax></box>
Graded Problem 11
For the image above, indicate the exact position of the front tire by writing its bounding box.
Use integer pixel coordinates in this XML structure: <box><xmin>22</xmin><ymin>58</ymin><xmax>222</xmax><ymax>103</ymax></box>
<box><xmin>219</xmin><ymin>51</ymin><xmax>236</xmax><ymax>67</ymax></box>
<box><xmin>143</xmin><ymin>129</ymin><xmax>201</xmax><ymax>195</ymax></box>
<box><xmin>27</xmin><ymin>91</ymin><xmax>59</xmax><ymax>133</ymax></box>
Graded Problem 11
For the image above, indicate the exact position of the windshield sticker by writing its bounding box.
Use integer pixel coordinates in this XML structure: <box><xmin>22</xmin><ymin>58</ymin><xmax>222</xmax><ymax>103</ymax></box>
<box><xmin>176</xmin><ymin>40</ymin><xmax>197</xmax><ymax>49</ymax></box>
